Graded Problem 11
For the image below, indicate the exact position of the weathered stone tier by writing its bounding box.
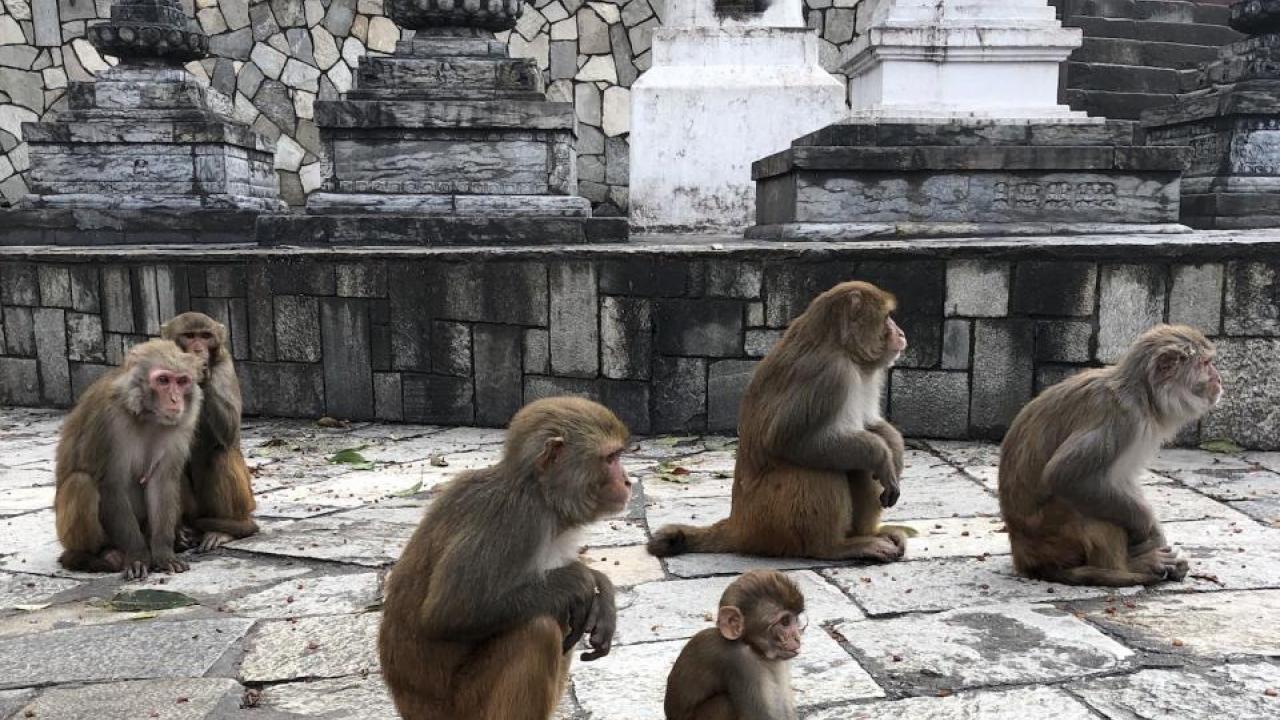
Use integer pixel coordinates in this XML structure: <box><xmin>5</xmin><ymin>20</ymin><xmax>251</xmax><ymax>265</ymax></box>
<box><xmin>1</xmin><ymin>232</ymin><xmax>1278</xmax><ymax>449</ymax></box>
<box><xmin>748</xmin><ymin>120</ymin><xmax>1188</xmax><ymax>239</ymax></box>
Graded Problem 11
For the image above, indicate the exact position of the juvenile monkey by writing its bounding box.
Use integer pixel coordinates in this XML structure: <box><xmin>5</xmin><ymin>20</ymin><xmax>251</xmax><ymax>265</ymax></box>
<box><xmin>379</xmin><ymin>397</ymin><xmax>632</xmax><ymax>720</ymax></box>
<box><xmin>1000</xmin><ymin>324</ymin><xmax>1224</xmax><ymax>586</ymax></box>
<box><xmin>55</xmin><ymin>339</ymin><xmax>204</xmax><ymax>579</ymax></box>
<box><xmin>665</xmin><ymin>570</ymin><xmax>805</xmax><ymax>720</ymax></box>
<box><xmin>161</xmin><ymin>312</ymin><xmax>257</xmax><ymax>552</ymax></box>
<box><xmin>649</xmin><ymin>281</ymin><xmax>909</xmax><ymax>561</ymax></box>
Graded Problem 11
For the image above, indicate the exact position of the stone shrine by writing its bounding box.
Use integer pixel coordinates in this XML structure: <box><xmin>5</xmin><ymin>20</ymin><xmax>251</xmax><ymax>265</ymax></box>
<box><xmin>0</xmin><ymin>0</ymin><xmax>284</xmax><ymax>244</ymax></box>
<box><xmin>746</xmin><ymin>0</ymin><xmax>1189</xmax><ymax>239</ymax></box>
<box><xmin>627</xmin><ymin>0</ymin><xmax>846</xmax><ymax>233</ymax></box>
<box><xmin>1143</xmin><ymin>0</ymin><xmax>1280</xmax><ymax>229</ymax></box>
<box><xmin>261</xmin><ymin>0</ymin><xmax>626</xmax><ymax>245</ymax></box>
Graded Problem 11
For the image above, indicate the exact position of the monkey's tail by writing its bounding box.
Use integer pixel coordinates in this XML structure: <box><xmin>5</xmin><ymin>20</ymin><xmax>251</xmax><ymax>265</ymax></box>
<box><xmin>647</xmin><ymin>520</ymin><xmax>736</xmax><ymax>557</ymax></box>
<box><xmin>192</xmin><ymin>517</ymin><xmax>259</xmax><ymax>539</ymax></box>
<box><xmin>58</xmin><ymin>549</ymin><xmax>118</xmax><ymax>573</ymax></box>
<box><xmin>877</xmin><ymin>524</ymin><xmax>919</xmax><ymax>539</ymax></box>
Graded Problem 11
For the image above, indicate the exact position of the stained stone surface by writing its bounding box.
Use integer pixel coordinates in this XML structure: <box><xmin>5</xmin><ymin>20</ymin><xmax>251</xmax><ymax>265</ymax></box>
<box><xmin>1</xmin><ymin>409</ymin><xmax>1279</xmax><ymax>717</ymax></box>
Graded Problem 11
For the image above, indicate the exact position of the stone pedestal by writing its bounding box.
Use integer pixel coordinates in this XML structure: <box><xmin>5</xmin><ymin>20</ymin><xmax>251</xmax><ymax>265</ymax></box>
<box><xmin>262</xmin><ymin>0</ymin><xmax>624</xmax><ymax>246</ymax></box>
<box><xmin>1142</xmin><ymin>1</ymin><xmax>1280</xmax><ymax>229</ymax></box>
<box><xmin>627</xmin><ymin>0</ymin><xmax>846</xmax><ymax>233</ymax></box>
<box><xmin>1</xmin><ymin>0</ymin><xmax>284</xmax><ymax>244</ymax></box>
<box><xmin>846</xmin><ymin>0</ymin><xmax>1089</xmax><ymax>122</ymax></box>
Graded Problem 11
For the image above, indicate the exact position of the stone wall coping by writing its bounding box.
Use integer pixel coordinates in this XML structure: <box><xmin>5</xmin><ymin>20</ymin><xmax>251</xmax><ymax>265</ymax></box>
<box><xmin>1</xmin><ymin>230</ymin><xmax>1279</xmax><ymax>262</ymax></box>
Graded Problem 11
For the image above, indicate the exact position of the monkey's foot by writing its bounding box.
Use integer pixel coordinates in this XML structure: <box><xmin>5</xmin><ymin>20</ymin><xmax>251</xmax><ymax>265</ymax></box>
<box><xmin>1132</xmin><ymin>547</ymin><xmax>1189</xmax><ymax>583</ymax></box>
<box><xmin>152</xmin><ymin>554</ymin><xmax>190</xmax><ymax>574</ymax></box>
<box><xmin>197</xmin><ymin>531</ymin><xmax>234</xmax><ymax>553</ymax></box>
<box><xmin>122</xmin><ymin>558</ymin><xmax>150</xmax><ymax>580</ymax></box>
<box><xmin>175</xmin><ymin>526</ymin><xmax>200</xmax><ymax>552</ymax></box>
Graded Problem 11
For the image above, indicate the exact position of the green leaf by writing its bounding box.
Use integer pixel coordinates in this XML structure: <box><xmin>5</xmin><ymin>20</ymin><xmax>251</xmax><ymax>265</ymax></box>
<box><xmin>109</xmin><ymin>589</ymin><xmax>198</xmax><ymax>612</ymax></box>
<box><xmin>1199</xmin><ymin>439</ymin><xmax>1244</xmax><ymax>454</ymax></box>
<box><xmin>390</xmin><ymin>480</ymin><xmax>424</xmax><ymax>498</ymax></box>
<box><xmin>328</xmin><ymin>448</ymin><xmax>371</xmax><ymax>466</ymax></box>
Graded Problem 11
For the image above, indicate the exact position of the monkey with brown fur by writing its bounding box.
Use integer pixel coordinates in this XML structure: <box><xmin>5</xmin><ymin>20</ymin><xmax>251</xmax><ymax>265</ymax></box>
<box><xmin>378</xmin><ymin>397</ymin><xmax>632</xmax><ymax>720</ymax></box>
<box><xmin>55</xmin><ymin>339</ymin><xmax>204</xmax><ymax>579</ymax></box>
<box><xmin>161</xmin><ymin>312</ymin><xmax>258</xmax><ymax>552</ymax></box>
<box><xmin>1000</xmin><ymin>324</ymin><xmax>1224</xmax><ymax>587</ymax></box>
<box><xmin>665</xmin><ymin>570</ymin><xmax>805</xmax><ymax>720</ymax></box>
<box><xmin>649</xmin><ymin>280</ymin><xmax>910</xmax><ymax>562</ymax></box>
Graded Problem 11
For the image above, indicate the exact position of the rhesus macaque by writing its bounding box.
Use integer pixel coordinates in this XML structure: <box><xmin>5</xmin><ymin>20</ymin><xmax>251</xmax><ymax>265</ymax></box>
<box><xmin>1000</xmin><ymin>324</ymin><xmax>1224</xmax><ymax>587</ymax></box>
<box><xmin>160</xmin><ymin>312</ymin><xmax>258</xmax><ymax>552</ymax></box>
<box><xmin>378</xmin><ymin>396</ymin><xmax>632</xmax><ymax>720</ymax></box>
<box><xmin>54</xmin><ymin>340</ymin><xmax>205</xmax><ymax>579</ymax></box>
<box><xmin>665</xmin><ymin>570</ymin><xmax>805</xmax><ymax>720</ymax></box>
<box><xmin>649</xmin><ymin>281</ymin><xmax>910</xmax><ymax>562</ymax></box>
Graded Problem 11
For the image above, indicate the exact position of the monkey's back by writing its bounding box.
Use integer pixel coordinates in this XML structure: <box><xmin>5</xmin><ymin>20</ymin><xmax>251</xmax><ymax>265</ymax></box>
<box><xmin>54</xmin><ymin>368</ymin><xmax>128</xmax><ymax>482</ymax></box>
<box><xmin>664</xmin><ymin>629</ymin><xmax>732</xmax><ymax>720</ymax></box>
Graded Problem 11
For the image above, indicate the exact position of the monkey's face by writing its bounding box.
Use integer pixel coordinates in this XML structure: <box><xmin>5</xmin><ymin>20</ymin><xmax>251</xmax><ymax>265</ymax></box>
<box><xmin>1189</xmin><ymin>350</ymin><xmax>1224</xmax><ymax>407</ymax></box>
<box><xmin>149</xmin><ymin>366</ymin><xmax>196</xmax><ymax>424</ymax></box>
<box><xmin>743</xmin><ymin>605</ymin><xmax>804</xmax><ymax>661</ymax></box>
<box><xmin>883</xmin><ymin>316</ymin><xmax>907</xmax><ymax>364</ymax></box>
<box><xmin>595</xmin><ymin>445</ymin><xmax>632</xmax><ymax>515</ymax></box>
<box><xmin>177</xmin><ymin>331</ymin><xmax>216</xmax><ymax>363</ymax></box>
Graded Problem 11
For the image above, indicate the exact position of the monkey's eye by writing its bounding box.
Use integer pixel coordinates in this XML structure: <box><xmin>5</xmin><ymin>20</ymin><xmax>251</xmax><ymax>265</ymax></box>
<box><xmin>175</xmin><ymin>376</ymin><xmax>190</xmax><ymax>387</ymax></box>
<box><xmin>200</xmin><ymin>332</ymin><xmax>214</xmax><ymax>340</ymax></box>
<box><xmin>155</xmin><ymin>375</ymin><xmax>171</xmax><ymax>385</ymax></box>
<box><xmin>605</xmin><ymin>450</ymin><xmax>622</xmax><ymax>463</ymax></box>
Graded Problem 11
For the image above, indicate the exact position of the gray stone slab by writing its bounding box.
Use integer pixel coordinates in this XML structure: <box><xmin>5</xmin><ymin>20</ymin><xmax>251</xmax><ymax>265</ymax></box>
<box><xmin>549</xmin><ymin>261</ymin><xmax>598</xmax><ymax>378</ymax></box>
<box><xmin>0</xmin><ymin>618</ymin><xmax>254</xmax><ymax>689</ymax></box>
<box><xmin>320</xmin><ymin>297</ymin><xmax>374</xmax><ymax>419</ymax></box>
<box><xmin>227</xmin><ymin>514</ymin><xmax>412</xmax><ymax>567</ymax></box>
<box><xmin>226</xmin><ymin>571</ymin><xmax>381</xmax><ymax>619</ymax></box>
<box><xmin>1201</xmin><ymin>337</ymin><xmax>1280</xmax><ymax>450</ymax></box>
<box><xmin>614</xmin><ymin>571</ymin><xmax>863</xmax><ymax>646</ymax></box>
<box><xmin>706</xmin><ymin>359</ymin><xmax>756</xmax><ymax>433</ymax></box>
<box><xmin>16</xmin><ymin>678</ymin><xmax>241</xmax><ymax>720</ymax></box>
<box><xmin>1169</xmin><ymin>263</ymin><xmax>1224</xmax><ymax>333</ymax></box>
<box><xmin>1071</xmin><ymin>663</ymin><xmax>1280</xmax><ymax>720</ymax></box>
<box><xmin>1082</xmin><ymin>589</ymin><xmax>1280</xmax><ymax>657</ymax></box>
<box><xmin>807</xmin><ymin>687</ymin><xmax>1098</xmax><ymax>720</ymax></box>
<box><xmin>835</xmin><ymin>603</ymin><xmax>1133</xmax><ymax>695</ymax></box>
<box><xmin>944</xmin><ymin>260</ymin><xmax>1010</xmax><ymax>317</ymax></box>
<box><xmin>600</xmin><ymin>296</ymin><xmax>652</xmax><ymax>380</ymax></box>
<box><xmin>0</xmin><ymin>484</ymin><xmax>53</xmax><ymax>516</ymax></box>
<box><xmin>473</xmin><ymin>324</ymin><xmax>523</xmax><ymax>427</ymax></box>
<box><xmin>571</xmin><ymin>629</ymin><xmax>882</xmax><ymax>720</ymax></box>
<box><xmin>257</xmin><ymin>674</ymin><xmax>398</xmax><ymax>719</ymax></box>
<box><xmin>969</xmin><ymin>319</ymin><xmax>1034</xmax><ymax>438</ymax></box>
<box><xmin>240</xmin><ymin>612</ymin><xmax>381</xmax><ymax>683</ymax></box>
<box><xmin>825</xmin><ymin>556</ymin><xmax>1134</xmax><ymax>616</ymax></box>
<box><xmin>0</xmin><ymin>688</ymin><xmax>35</xmax><ymax>719</ymax></box>
<box><xmin>652</xmin><ymin>356</ymin><xmax>706</xmax><ymax>434</ymax></box>
<box><xmin>0</xmin><ymin>570</ymin><xmax>78</xmax><ymax>608</ymax></box>
<box><xmin>134</xmin><ymin>556</ymin><xmax>312</xmax><ymax>599</ymax></box>
<box><xmin>1097</xmin><ymin>264</ymin><xmax>1167</xmax><ymax>363</ymax></box>
<box><xmin>890</xmin><ymin>370</ymin><xmax>970</xmax><ymax>439</ymax></box>
<box><xmin>881</xmin><ymin>471</ymin><xmax>999</xmax><ymax>521</ymax></box>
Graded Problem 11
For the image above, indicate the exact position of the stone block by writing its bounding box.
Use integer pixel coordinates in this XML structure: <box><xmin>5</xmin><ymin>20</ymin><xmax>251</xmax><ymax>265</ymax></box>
<box><xmin>655</xmin><ymin>299</ymin><xmax>743</xmax><ymax>357</ymax></box>
<box><xmin>525</xmin><ymin>328</ymin><xmax>550</xmax><ymax>375</ymax></box>
<box><xmin>401</xmin><ymin>373</ymin><xmax>475</xmax><ymax>425</ymax></box>
<box><xmin>1036</xmin><ymin>320</ymin><xmax>1094</xmax><ymax>363</ymax></box>
<box><xmin>373</xmin><ymin>372</ymin><xmax>403</xmax><ymax>422</ymax></box>
<box><xmin>599</xmin><ymin>380</ymin><xmax>650</xmax><ymax>435</ymax></box>
<box><xmin>18</xmin><ymin>679</ymin><xmax>241</xmax><ymax>720</ymax></box>
<box><xmin>205</xmin><ymin>266</ymin><xmax>246</xmax><ymax>298</ymax></box>
<box><xmin>3</xmin><ymin>307</ymin><xmax>34</xmax><ymax>356</ymax></box>
<box><xmin>336</xmin><ymin>263</ymin><xmax>387</xmax><ymax>298</ymax></box>
<box><xmin>430</xmin><ymin>321</ymin><xmax>472</xmax><ymax>377</ymax></box>
<box><xmin>889</xmin><ymin>370</ymin><xmax>970</xmax><ymax>439</ymax></box>
<box><xmin>70</xmin><ymin>363</ymin><xmax>111</xmax><ymax>400</ymax></box>
<box><xmin>320</xmin><ymin>298</ymin><xmax>373</xmax><ymax>419</ymax></box>
<box><xmin>130</xmin><ymin>267</ymin><xmax>163</xmax><ymax>337</ymax></box>
<box><xmin>707</xmin><ymin>360</ymin><xmax>757</xmax><ymax>432</ymax></box>
<box><xmin>945</xmin><ymin>260</ymin><xmax>1010</xmax><ymax>317</ymax></box>
<box><xmin>705</xmin><ymin>261</ymin><xmax>762</xmax><ymax>299</ymax></box>
<box><xmin>746</xmin><ymin>302</ymin><xmax>764</xmax><ymax>327</ymax></box>
<box><xmin>1036</xmin><ymin>364</ymin><xmax>1082</xmax><ymax>394</ymax></box>
<box><xmin>101</xmin><ymin>266</ymin><xmax>134</xmax><ymax>334</ymax></box>
<box><xmin>1011</xmin><ymin>261</ymin><xmax>1097</xmax><ymax>317</ymax></box>
<box><xmin>550</xmin><ymin>262</ymin><xmax>598</xmax><ymax>378</ymax></box>
<box><xmin>971</xmin><ymin>319</ymin><xmax>1035</xmax><ymax>438</ymax></box>
<box><xmin>598</xmin><ymin>258</ymin><xmax>699</xmax><ymax>297</ymax></box>
<box><xmin>1223</xmin><ymin>262</ymin><xmax>1280</xmax><ymax>336</ymax></box>
<box><xmin>0</xmin><ymin>358</ymin><xmax>39</xmax><ymax>405</ymax></box>
<box><xmin>941</xmin><ymin>319</ymin><xmax>970</xmax><ymax>370</ymax></box>
<box><xmin>432</xmin><ymin>262</ymin><xmax>548</xmax><ymax>327</ymax></box>
<box><xmin>1098</xmin><ymin>264</ymin><xmax>1167</xmax><ymax>363</ymax></box>
<box><xmin>68</xmin><ymin>266</ymin><xmax>99</xmax><ymax>313</ymax></box>
<box><xmin>1201</xmin><ymin>338</ymin><xmax>1280</xmax><ymax>450</ymax></box>
<box><xmin>745</xmin><ymin>329</ymin><xmax>783</xmax><ymax>358</ymax></box>
<box><xmin>1</xmin><ymin>264</ymin><xmax>38</xmax><ymax>305</ymax></box>
<box><xmin>65</xmin><ymin>312</ymin><xmax>104</xmax><ymax>363</ymax></box>
<box><xmin>370</xmin><ymin>323</ymin><xmax>391</xmax><ymax>371</ymax></box>
<box><xmin>389</xmin><ymin>264</ymin><xmax>433</xmax><ymax>372</ymax></box>
<box><xmin>246</xmin><ymin>265</ymin><xmax>276</xmax><ymax>362</ymax></box>
<box><xmin>652</xmin><ymin>356</ymin><xmax>706</xmax><ymax>433</ymax></box>
<box><xmin>601</xmin><ymin>296</ymin><xmax>651</xmax><ymax>380</ymax></box>
<box><xmin>474</xmin><ymin>324</ymin><xmax>523</xmax><ymax>427</ymax></box>
<box><xmin>524</xmin><ymin>375</ymin><xmax>599</xmax><ymax>405</ymax></box>
<box><xmin>37</xmin><ymin>266</ymin><xmax>71</xmax><ymax>308</ymax></box>
<box><xmin>239</xmin><ymin>362</ymin><xmax>325</xmax><ymax>417</ymax></box>
<box><xmin>762</xmin><ymin>261</ymin><xmax>859</xmax><ymax>327</ymax></box>
<box><xmin>274</xmin><ymin>295</ymin><xmax>321</xmax><ymax>363</ymax></box>
<box><xmin>1169</xmin><ymin>264</ymin><xmax>1224</xmax><ymax>335</ymax></box>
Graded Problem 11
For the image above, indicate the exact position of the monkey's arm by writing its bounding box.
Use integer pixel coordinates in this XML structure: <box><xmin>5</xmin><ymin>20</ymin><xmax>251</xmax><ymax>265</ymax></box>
<box><xmin>580</xmin><ymin>568</ymin><xmax>617</xmax><ymax>661</ymax></box>
<box><xmin>143</xmin><ymin>461</ymin><xmax>188</xmax><ymax>573</ymax></box>
<box><xmin>1043</xmin><ymin>428</ymin><xmax>1160</xmax><ymax>546</ymax></box>
<box><xmin>725</xmin><ymin>651</ymin><xmax>797</xmax><ymax>720</ymax></box>
<box><xmin>867</xmin><ymin>420</ymin><xmax>905</xmax><ymax>476</ymax></box>
<box><xmin>199</xmin><ymin>366</ymin><xmax>243</xmax><ymax>449</ymax></box>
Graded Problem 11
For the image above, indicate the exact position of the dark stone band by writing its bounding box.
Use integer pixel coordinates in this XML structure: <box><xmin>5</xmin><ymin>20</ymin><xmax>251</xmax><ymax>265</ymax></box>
<box><xmin>1230</xmin><ymin>0</ymin><xmax>1280</xmax><ymax>35</ymax></box>
<box><xmin>88</xmin><ymin>21</ymin><xmax>209</xmax><ymax>62</ymax></box>
<box><xmin>387</xmin><ymin>0</ymin><xmax>524</xmax><ymax>31</ymax></box>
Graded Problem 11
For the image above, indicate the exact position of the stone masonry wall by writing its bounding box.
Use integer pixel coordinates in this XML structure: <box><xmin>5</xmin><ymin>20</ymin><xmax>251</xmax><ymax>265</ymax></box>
<box><xmin>1</xmin><ymin>239</ymin><xmax>1278</xmax><ymax>448</ymax></box>
<box><xmin>0</xmin><ymin>0</ymin><xmax>864</xmax><ymax>212</ymax></box>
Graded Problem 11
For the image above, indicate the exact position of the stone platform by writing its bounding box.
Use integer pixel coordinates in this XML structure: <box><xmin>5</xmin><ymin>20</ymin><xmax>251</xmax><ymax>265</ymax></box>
<box><xmin>748</xmin><ymin>121</ymin><xmax>1190</xmax><ymax>239</ymax></box>
<box><xmin>0</xmin><ymin>409</ymin><xmax>1277</xmax><ymax>718</ymax></box>
<box><xmin>1</xmin><ymin>230</ymin><xmax>1279</xmax><ymax>448</ymax></box>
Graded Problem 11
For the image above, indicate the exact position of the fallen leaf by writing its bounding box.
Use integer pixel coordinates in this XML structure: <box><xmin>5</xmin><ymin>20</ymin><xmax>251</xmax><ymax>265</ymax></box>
<box><xmin>109</xmin><ymin>589</ymin><xmax>197</xmax><ymax>612</ymax></box>
<box><xmin>1199</xmin><ymin>438</ymin><xmax>1243</xmax><ymax>454</ymax></box>
<box><xmin>316</xmin><ymin>417</ymin><xmax>348</xmax><ymax>428</ymax></box>
<box><xmin>391</xmin><ymin>480</ymin><xmax>424</xmax><ymax>497</ymax></box>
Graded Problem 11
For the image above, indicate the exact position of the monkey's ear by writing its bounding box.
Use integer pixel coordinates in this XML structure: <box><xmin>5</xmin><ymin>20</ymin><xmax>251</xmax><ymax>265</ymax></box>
<box><xmin>1154</xmin><ymin>348</ymin><xmax>1186</xmax><ymax>381</ymax></box>
<box><xmin>535</xmin><ymin>436</ymin><xmax>566</xmax><ymax>473</ymax></box>
<box><xmin>716</xmin><ymin>606</ymin><xmax>745</xmax><ymax>641</ymax></box>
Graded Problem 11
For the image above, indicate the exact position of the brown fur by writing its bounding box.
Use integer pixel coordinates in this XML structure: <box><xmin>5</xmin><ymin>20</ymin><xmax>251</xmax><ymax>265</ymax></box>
<box><xmin>379</xmin><ymin>397</ymin><xmax>631</xmax><ymax>720</ymax></box>
<box><xmin>665</xmin><ymin>571</ymin><xmax>805</xmax><ymax>720</ymax></box>
<box><xmin>1000</xmin><ymin>324</ymin><xmax>1222</xmax><ymax>586</ymax></box>
<box><xmin>55</xmin><ymin>339</ymin><xmax>204</xmax><ymax>578</ymax></box>
<box><xmin>648</xmin><ymin>281</ymin><xmax>908</xmax><ymax>562</ymax></box>
<box><xmin>161</xmin><ymin>312</ymin><xmax>257</xmax><ymax>551</ymax></box>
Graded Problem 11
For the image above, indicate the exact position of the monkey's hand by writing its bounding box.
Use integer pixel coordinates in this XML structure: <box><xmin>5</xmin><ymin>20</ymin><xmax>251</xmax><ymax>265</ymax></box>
<box><xmin>580</xmin><ymin>579</ymin><xmax>617</xmax><ymax>662</ymax></box>
<box><xmin>876</xmin><ymin>457</ymin><xmax>901</xmax><ymax>509</ymax></box>
<box><xmin>197</xmin><ymin>531</ymin><xmax>235</xmax><ymax>553</ymax></box>
<box><xmin>176</xmin><ymin>525</ymin><xmax>199</xmax><ymax>552</ymax></box>
<box><xmin>151</xmin><ymin>551</ymin><xmax>190</xmax><ymax>575</ymax></box>
<box><xmin>559</xmin><ymin>567</ymin><xmax>599</xmax><ymax>653</ymax></box>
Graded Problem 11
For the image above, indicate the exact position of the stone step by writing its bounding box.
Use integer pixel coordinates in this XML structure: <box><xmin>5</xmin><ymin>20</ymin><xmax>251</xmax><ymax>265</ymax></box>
<box><xmin>1061</xmin><ymin>0</ymin><xmax>1229</xmax><ymax>25</ymax></box>
<box><xmin>1066</xmin><ymin>61</ymin><xmax>1185</xmax><ymax>93</ymax></box>
<box><xmin>1063</xmin><ymin>16</ymin><xmax>1242</xmax><ymax>46</ymax></box>
<box><xmin>1072</xmin><ymin>36</ymin><xmax>1221</xmax><ymax>68</ymax></box>
<box><xmin>256</xmin><ymin>215</ymin><xmax>629</xmax><ymax>246</ymax></box>
<box><xmin>1063</xmin><ymin>87</ymin><xmax>1180</xmax><ymax>118</ymax></box>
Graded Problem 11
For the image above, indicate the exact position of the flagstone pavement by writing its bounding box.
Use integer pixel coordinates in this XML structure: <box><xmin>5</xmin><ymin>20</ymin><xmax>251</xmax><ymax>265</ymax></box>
<box><xmin>1</xmin><ymin>407</ymin><xmax>1278</xmax><ymax>719</ymax></box>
